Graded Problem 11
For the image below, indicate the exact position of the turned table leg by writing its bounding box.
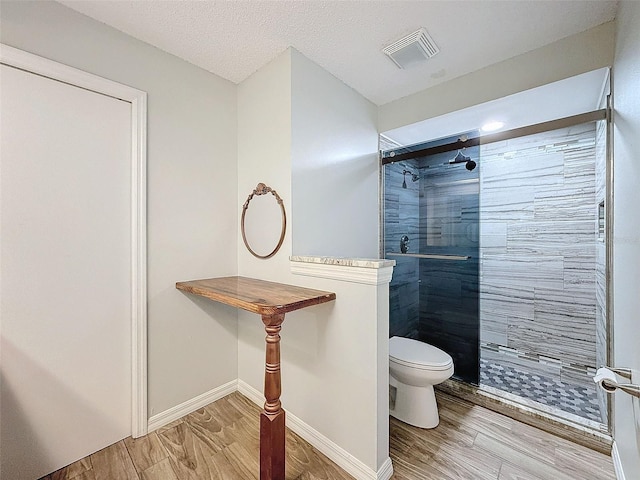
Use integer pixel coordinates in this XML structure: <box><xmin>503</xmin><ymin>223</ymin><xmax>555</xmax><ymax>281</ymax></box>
<box><xmin>260</xmin><ymin>313</ymin><xmax>286</xmax><ymax>480</ymax></box>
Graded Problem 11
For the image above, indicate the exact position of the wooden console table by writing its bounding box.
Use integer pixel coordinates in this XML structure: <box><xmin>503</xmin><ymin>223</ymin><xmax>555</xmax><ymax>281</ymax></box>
<box><xmin>175</xmin><ymin>276</ymin><xmax>336</xmax><ymax>480</ymax></box>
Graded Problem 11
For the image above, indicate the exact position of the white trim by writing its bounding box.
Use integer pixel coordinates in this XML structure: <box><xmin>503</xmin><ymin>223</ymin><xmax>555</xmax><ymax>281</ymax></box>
<box><xmin>148</xmin><ymin>380</ymin><xmax>238</xmax><ymax>433</ymax></box>
<box><xmin>237</xmin><ymin>379</ymin><xmax>266</xmax><ymax>408</ymax></box>
<box><xmin>377</xmin><ymin>458</ymin><xmax>394</xmax><ymax>480</ymax></box>
<box><xmin>612</xmin><ymin>442</ymin><xmax>626</xmax><ymax>480</ymax></box>
<box><xmin>238</xmin><ymin>380</ymin><xmax>384</xmax><ymax>480</ymax></box>
<box><xmin>0</xmin><ymin>44</ymin><xmax>145</xmax><ymax>102</ymax></box>
<box><xmin>291</xmin><ymin>262</ymin><xmax>394</xmax><ymax>285</ymax></box>
<box><xmin>130</xmin><ymin>89</ymin><xmax>148</xmax><ymax>438</ymax></box>
<box><xmin>0</xmin><ymin>44</ymin><xmax>149</xmax><ymax>437</ymax></box>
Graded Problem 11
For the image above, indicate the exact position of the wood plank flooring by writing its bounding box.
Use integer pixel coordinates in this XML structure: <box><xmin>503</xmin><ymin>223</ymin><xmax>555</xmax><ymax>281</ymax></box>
<box><xmin>390</xmin><ymin>391</ymin><xmax>616</xmax><ymax>480</ymax></box>
<box><xmin>40</xmin><ymin>392</ymin><xmax>352</xmax><ymax>480</ymax></box>
<box><xmin>41</xmin><ymin>391</ymin><xmax>615</xmax><ymax>480</ymax></box>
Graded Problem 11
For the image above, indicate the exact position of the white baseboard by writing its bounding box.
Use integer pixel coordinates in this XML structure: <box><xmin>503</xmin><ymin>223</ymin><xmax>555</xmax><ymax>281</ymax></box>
<box><xmin>147</xmin><ymin>379</ymin><xmax>237</xmax><ymax>433</ymax></box>
<box><xmin>612</xmin><ymin>441</ymin><xmax>626</xmax><ymax>480</ymax></box>
<box><xmin>237</xmin><ymin>380</ymin><xmax>388</xmax><ymax>480</ymax></box>
<box><xmin>376</xmin><ymin>457</ymin><xmax>394</xmax><ymax>480</ymax></box>
<box><xmin>236</xmin><ymin>378</ymin><xmax>266</xmax><ymax>406</ymax></box>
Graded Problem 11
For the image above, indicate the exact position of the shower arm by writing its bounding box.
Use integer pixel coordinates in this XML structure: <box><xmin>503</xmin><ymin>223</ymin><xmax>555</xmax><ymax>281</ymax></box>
<box><xmin>402</xmin><ymin>170</ymin><xmax>420</xmax><ymax>182</ymax></box>
<box><xmin>449</xmin><ymin>154</ymin><xmax>470</xmax><ymax>164</ymax></box>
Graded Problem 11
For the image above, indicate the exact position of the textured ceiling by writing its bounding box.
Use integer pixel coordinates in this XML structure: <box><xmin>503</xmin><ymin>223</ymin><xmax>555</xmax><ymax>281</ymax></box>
<box><xmin>58</xmin><ymin>0</ymin><xmax>617</xmax><ymax>106</ymax></box>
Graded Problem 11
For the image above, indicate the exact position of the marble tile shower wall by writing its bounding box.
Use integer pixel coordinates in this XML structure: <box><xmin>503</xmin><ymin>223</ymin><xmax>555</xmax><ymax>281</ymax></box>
<box><xmin>479</xmin><ymin>123</ymin><xmax>598</xmax><ymax>390</ymax></box>
<box><xmin>385</xmin><ymin>160</ymin><xmax>420</xmax><ymax>339</ymax></box>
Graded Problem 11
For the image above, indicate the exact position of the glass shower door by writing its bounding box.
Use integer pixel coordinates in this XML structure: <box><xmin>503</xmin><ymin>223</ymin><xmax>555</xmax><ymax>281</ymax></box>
<box><xmin>418</xmin><ymin>147</ymin><xmax>480</xmax><ymax>385</ymax></box>
<box><xmin>384</xmin><ymin>137</ymin><xmax>480</xmax><ymax>385</ymax></box>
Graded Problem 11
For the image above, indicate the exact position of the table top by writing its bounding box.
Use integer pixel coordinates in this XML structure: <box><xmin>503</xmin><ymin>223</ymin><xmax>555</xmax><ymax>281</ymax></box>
<box><xmin>176</xmin><ymin>276</ymin><xmax>336</xmax><ymax>316</ymax></box>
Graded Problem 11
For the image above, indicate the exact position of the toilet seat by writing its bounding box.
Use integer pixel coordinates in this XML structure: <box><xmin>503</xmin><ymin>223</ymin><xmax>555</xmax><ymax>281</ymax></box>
<box><xmin>389</xmin><ymin>336</ymin><xmax>453</xmax><ymax>371</ymax></box>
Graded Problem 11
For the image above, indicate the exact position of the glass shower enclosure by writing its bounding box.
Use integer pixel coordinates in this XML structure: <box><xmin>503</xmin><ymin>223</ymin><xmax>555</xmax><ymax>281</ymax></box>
<box><xmin>382</xmin><ymin>117</ymin><xmax>609</xmax><ymax>429</ymax></box>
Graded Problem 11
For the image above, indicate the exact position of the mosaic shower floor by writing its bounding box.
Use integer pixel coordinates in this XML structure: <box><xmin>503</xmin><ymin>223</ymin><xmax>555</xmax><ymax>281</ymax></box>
<box><xmin>479</xmin><ymin>359</ymin><xmax>602</xmax><ymax>423</ymax></box>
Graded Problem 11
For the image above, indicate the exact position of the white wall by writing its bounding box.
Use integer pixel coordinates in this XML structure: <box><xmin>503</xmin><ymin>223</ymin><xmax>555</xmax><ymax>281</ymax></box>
<box><xmin>612</xmin><ymin>1</ymin><xmax>640</xmax><ymax>475</ymax></box>
<box><xmin>291</xmin><ymin>49</ymin><xmax>379</xmax><ymax>258</ymax></box>
<box><xmin>379</xmin><ymin>21</ymin><xmax>616</xmax><ymax>133</ymax></box>
<box><xmin>237</xmin><ymin>49</ymin><xmax>389</xmax><ymax>475</ymax></box>
<box><xmin>237</xmin><ymin>49</ymin><xmax>293</xmax><ymax>279</ymax></box>
<box><xmin>0</xmin><ymin>1</ymin><xmax>239</xmax><ymax>417</ymax></box>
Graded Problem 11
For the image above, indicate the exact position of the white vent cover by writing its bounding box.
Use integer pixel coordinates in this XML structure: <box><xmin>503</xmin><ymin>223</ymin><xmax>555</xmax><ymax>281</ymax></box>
<box><xmin>382</xmin><ymin>28</ymin><xmax>439</xmax><ymax>69</ymax></box>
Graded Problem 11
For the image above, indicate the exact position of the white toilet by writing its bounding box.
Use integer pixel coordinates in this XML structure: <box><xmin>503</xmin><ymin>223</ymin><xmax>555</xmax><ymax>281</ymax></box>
<box><xmin>389</xmin><ymin>336</ymin><xmax>454</xmax><ymax>429</ymax></box>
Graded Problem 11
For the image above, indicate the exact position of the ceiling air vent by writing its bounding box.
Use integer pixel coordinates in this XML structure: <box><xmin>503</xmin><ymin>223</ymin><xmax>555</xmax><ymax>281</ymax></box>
<box><xmin>382</xmin><ymin>28</ymin><xmax>439</xmax><ymax>69</ymax></box>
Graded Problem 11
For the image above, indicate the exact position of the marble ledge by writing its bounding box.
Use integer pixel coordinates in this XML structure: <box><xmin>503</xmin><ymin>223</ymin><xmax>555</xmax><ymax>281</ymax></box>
<box><xmin>290</xmin><ymin>256</ymin><xmax>395</xmax><ymax>269</ymax></box>
<box><xmin>290</xmin><ymin>256</ymin><xmax>395</xmax><ymax>285</ymax></box>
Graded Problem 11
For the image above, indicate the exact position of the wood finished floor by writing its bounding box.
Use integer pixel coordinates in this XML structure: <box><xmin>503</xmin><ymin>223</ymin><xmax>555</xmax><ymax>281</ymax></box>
<box><xmin>390</xmin><ymin>391</ymin><xmax>616</xmax><ymax>480</ymax></box>
<box><xmin>41</xmin><ymin>391</ymin><xmax>616</xmax><ymax>480</ymax></box>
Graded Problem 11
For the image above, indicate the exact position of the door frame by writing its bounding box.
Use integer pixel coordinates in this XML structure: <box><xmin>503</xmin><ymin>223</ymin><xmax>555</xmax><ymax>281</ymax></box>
<box><xmin>0</xmin><ymin>44</ymin><xmax>148</xmax><ymax>437</ymax></box>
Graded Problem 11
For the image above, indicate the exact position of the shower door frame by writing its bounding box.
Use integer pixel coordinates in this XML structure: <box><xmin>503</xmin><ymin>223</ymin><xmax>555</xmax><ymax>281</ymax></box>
<box><xmin>604</xmin><ymin>88</ymin><xmax>615</xmax><ymax>436</ymax></box>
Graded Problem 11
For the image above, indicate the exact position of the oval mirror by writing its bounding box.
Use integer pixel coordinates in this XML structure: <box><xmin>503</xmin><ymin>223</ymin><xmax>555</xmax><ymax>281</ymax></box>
<box><xmin>241</xmin><ymin>183</ymin><xmax>286</xmax><ymax>259</ymax></box>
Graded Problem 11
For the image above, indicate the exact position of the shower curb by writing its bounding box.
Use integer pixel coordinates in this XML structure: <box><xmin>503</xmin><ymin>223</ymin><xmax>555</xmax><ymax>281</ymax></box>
<box><xmin>436</xmin><ymin>378</ymin><xmax>612</xmax><ymax>454</ymax></box>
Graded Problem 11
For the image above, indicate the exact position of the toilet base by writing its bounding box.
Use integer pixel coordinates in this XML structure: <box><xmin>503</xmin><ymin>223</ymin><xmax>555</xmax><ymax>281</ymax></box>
<box><xmin>389</xmin><ymin>376</ymin><xmax>440</xmax><ymax>429</ymax></box>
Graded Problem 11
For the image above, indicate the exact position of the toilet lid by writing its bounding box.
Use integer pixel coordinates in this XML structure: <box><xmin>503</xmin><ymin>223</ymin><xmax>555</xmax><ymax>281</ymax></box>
<box><xmin>389</xmin><ymin>336</ymin><xmax>453</xmax><ymax>370</ymax></box>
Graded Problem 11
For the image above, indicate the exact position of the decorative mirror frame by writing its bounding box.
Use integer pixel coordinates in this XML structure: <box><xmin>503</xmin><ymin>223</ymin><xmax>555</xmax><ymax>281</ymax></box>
<box><xmin>241</xmin><ymin>183</ymin><xmax>287</xmax><ymax>259</ymax></box>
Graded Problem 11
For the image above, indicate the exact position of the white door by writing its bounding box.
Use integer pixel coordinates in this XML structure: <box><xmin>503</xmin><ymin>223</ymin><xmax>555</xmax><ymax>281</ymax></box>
<box><xmin>1</xmin><ymin>64</ymin><xmax>132</xmax><ymax>479</ymax></box>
